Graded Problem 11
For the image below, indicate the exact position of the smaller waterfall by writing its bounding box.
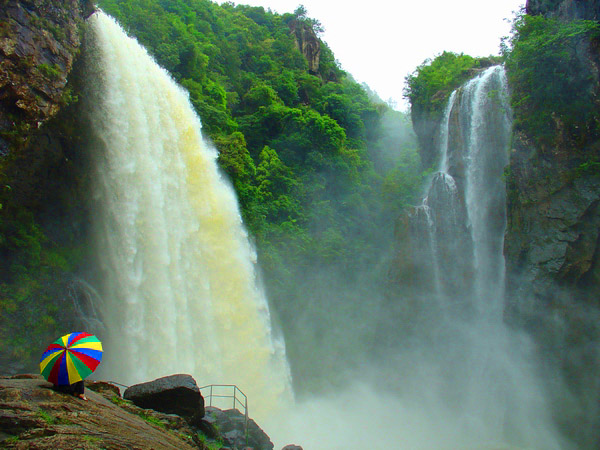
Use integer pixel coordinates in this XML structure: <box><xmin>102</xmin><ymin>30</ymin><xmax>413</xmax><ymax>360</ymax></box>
<box><xmin>402</xmin><ymin>66</ymin><xmax>563</xmax><ymax>448</ymax></box>
<box><xmin>439</xmin><ymin>90</ymin><xmax>457</xmax><ymax>174</ymax></box>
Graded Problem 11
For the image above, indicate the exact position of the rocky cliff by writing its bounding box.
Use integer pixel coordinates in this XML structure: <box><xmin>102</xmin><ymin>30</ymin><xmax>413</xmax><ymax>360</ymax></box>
<box><xmin>0</xmin><ymin>0</ymin><xmax>94</xmax><ymax>154</ymax></box>
<box><xmin>0</xmin><ymin>0</ymin><xmax>97</xmax><ymax>374</ymax></box>
<box><xmin>288</xmin><ymin>20</ymin><xmax>320</xmax><ymax>76</ymax></box>
<box><xmin>504</xmin><ymin>1</ymin><xmax>600</xmax><ymax>447</ymax></box>
<box><xmin>526</xmin><ymin>0</ymin><xmax>600</xmax><ymax>20</ymax></box>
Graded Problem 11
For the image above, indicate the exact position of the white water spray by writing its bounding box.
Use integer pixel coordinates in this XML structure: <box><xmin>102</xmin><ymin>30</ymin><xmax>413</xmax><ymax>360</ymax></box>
<box><xmin>378</xmin><ymin>66</ymin><xmax>566</xmax><ymax>449</ymax></box>
<box><xmin>85</xmin><ymin>12</ymin><xmax>291</xmax><ymax>422</ymax></box>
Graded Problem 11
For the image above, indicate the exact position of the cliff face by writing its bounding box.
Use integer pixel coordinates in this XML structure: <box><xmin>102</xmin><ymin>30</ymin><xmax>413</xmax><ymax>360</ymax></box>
<box><xmin>526</xmin><ymin>0</ymin><xmax>600</xmax><ymax>20</ymax></box>
<box><xmin>0</xmin><ymin>0</ymin><xmax>94</xmax><ymax>154</ymax></box>
<box><xmin>288</xmin><ymin>20</ymin><xmax>320</xmax><ymax>76</ymax></box>
<box><xmin>503</xmin><ymin>1</ymin><xmax>600</xmax><ymax>447</ymax></box>
<box><xmin>0</xmin><ymin>0</ymin><xmax>96</xmax><ymax>374</ymax></box>
<box><xmin>506</xmin><ymin>0</ymin><xmax>600</xmax><ymax>311</ymax></box>
<box><xmin>505</xmin><ymin>2</ymin><xmax>600</xmax><ymax>340</ymax></box>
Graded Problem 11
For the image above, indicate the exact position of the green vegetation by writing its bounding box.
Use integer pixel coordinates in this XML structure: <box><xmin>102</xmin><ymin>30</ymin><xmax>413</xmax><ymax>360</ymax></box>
<box><xmin>0</xmin><ymin>208</ymin><xmax>78</xmax><ymax>365</ymax></box>
<box><xmin>37</xmin><ymin>408</ymin><xmax>72</xmax><ymax>425</ymax></box>
<box><xmin>37</xmin><ymin>409</ymin><xmax>56</xmax><ymax>425</ymax></box>
<box><xmin>82</xmin><ymin>435</ymin><xmax>102</xmax><ymax>444</ymax></box>
<box><xmin>196</xmin><ymin>432</ymin><xmax>224</xmax><ymax>450</ymax></box>
<box><xmin>503</xmin><ymin>13</ymin><xmax>600</xmax><ymax>149</ymax></box>
<box><xmin>93</xmin><ymin>0</ymin><xmax>421</xmax><ymax>390</ymax></box>
<box><xmin>404</xmin><ymin>51</ymin><xmax>501</xmax><ymax>115</ymax></box>
<box><xmin>110</xmin><ymin>395</ymin><xmax>131</xmax><ymax>406</ymax></box>
<box><xmin>0</xmin><ymin>100</ymin><xmax>89</xmax><ymax>371</ymax></box>
<box><xmin>37</xmin><ymin>63</ymin><xmax>63</xmax><ymax>80</ymax></box>
<box><xmin>0</xmin><ymin>0</ymin><xmax>422</xmax><ymax>387</ymax></box>
<box><xmin>137</xmin><ymin>410</ymin><xmax>166</xmax><ymax>428</ymax></box>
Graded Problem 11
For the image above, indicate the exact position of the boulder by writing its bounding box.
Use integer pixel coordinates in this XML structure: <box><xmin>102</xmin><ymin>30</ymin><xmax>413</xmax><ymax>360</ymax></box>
<box><xmin>204</xmin><ymin>406</ymin><xmax>274</xmax><ymax>450</ymax></box>
<box><xmin>282</xmin><ymin>445</ymin><xmax>303</xmax><ymax>450</ymax></box>
<box><xmin>123</xmin><ymin>374</ymin><xmax>204</xmax><ymax>419</ymax></box>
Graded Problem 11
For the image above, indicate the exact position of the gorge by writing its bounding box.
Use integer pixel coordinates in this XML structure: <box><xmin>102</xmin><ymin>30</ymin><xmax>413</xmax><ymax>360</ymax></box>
<box><xmin>0</xmin><ymin>0</ymin><xmax>599</xmax><ymax>448</ymax></box>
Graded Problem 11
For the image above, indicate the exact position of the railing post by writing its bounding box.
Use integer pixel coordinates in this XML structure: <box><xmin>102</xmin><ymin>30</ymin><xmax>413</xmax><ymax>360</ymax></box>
<box><xmin>199</xmin><ymin>383</ymin><xmax>249</xmax><ymax>446</ymax></box>
<box><xmin>244</xmin><ymin>395</ymin><xmax>249</xmax><ymax>447</ymax></box>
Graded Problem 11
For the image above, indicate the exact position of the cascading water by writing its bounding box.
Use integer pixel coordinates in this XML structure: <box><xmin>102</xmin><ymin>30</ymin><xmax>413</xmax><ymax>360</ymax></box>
<box><xmin>84</xmin><ymin>11</ymin><xmax>291</xmax><ymax>422</ymax></box>
<box><xmin>399</xmin><ymin>66</ymin><xmax>565</xmax><ymax>448</ymax></box>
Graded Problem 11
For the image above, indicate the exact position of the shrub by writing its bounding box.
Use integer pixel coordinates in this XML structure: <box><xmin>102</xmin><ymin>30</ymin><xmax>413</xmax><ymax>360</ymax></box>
<box><xmin>504</xmin><ymin>13</ymin><xmax>600</xmax><ymax>148</ymax></box>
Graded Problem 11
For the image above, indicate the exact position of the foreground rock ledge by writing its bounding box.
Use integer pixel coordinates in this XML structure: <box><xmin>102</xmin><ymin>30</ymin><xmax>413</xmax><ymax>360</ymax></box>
<box><xmin>0</xmin><ymin>374</ymin><xmax>302</xmax><ymax>450</ymax></box>
<box><xmin>0</xmin><ymin>374</ymin><xmax>197</xmax><ymax>449</ymax></box>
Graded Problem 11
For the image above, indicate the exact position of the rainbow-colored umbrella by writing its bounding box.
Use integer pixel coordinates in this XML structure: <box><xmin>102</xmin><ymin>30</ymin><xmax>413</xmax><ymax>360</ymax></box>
<box><xmin>40</xmin><ymin>332</ymin><xmax>103</xmax><ymax>385</ymax></box>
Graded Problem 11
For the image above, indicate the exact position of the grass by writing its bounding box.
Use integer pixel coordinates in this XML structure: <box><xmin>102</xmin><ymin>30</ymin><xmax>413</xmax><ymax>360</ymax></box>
<box><xmin>109</xmin><ymin>395</ymin><xmax>166</xmax><ymax>429</ymax></box>
<box><xmin>37</xmin><ymin>409</ymin><xmax>56</xmax><ymax>425</ymax></box>
<box><xmin>137</xmin><ymin>410</ymin><xmax>166</xmax><ymax>429</ymax></box>
<box><xmin>37</xmin><ymin>409</ymin><xmax>73</xmax><ymax>426</ymax></box>
<box><xmin>109</xmin><ymin>395</ymin><xmax>132</xmax><ymax>406</ymax></box>
<box><xmin>196</xmin><ymin>432</ymin><xmax>224</xmax><ymax>450</ymax></box>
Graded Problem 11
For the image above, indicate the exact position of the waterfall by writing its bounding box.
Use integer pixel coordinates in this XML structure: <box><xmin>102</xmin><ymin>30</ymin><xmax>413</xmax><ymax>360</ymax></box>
<box><xmin>84</xmin><ymin>12</ymin><xmax>291</xmax><ymax>422</ymax></box>
<box><xmin>402</xmin><ymin>66</ymin><xmax>564</xmax><ymax>448</ymax></box>
<box><xmin>429</xmin><ymin>65</ymin><xmax>513</xmax><ymax>313</ymax></box>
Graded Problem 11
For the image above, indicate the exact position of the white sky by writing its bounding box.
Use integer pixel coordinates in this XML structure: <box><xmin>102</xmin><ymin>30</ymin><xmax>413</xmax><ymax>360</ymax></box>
<box><xmin>217</xmin><ymin>0</ymin><xmax>525</xmax><ymax>110</ymax></box>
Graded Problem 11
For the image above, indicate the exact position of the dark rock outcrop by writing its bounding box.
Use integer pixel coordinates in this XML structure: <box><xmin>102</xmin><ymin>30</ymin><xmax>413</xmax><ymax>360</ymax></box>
<box><xmin>0</xmin><ymin>0</ymin><xmax>94</xmax><ymax>153</ymax></box>
<box><xmin>503</xmin><ymin>1</ymin><xmax>600</xmax><ymax>448</ymax></box>
<box><xmin>526</xmin><ymin>0</ymin><xmax>600</xmax><ymax>20</ymax></box>
<box><xmin>410</xmin><ymin>104</ymin><xmax>443</xmax><ymax>170</ymax></box>
<box><xmin>204</xmin><ymin>406</ymin><xmax>274</xmax><ymax>450</ymax></box>
<box><xmin>288</xmin><ymin>21</ymin><xmax>320</xmax><ymax>75</ymax></box>
<box><xmin>123</xmin><ymin>374</ymin><xmax>205</xmax><ymax>419</ymax></box>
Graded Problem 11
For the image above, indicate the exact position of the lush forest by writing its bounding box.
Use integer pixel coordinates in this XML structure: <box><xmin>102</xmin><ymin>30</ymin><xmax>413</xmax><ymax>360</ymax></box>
<box><xmin>91</xmin><ymin>0</ymin><xmax>424</xmax><ymax>390</ymax></box>
<box><xmin>0</xmin><ymin>0</ymin><xmax>422</xmax><ymax>389</ymax></box>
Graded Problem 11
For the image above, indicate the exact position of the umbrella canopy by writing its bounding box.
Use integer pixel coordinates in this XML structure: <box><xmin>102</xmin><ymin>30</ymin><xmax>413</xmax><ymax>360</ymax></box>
<box><xmin>40</xmin><ymin>332</ymin><xmax>103</xmax><ymax>385</ymax></box>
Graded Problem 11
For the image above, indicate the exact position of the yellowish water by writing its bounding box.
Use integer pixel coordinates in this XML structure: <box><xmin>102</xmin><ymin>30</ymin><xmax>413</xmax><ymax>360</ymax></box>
<box><xmin>87</xmin><ymin>11</ymin><xmax>291</xmax><ymax>423</ymax></box>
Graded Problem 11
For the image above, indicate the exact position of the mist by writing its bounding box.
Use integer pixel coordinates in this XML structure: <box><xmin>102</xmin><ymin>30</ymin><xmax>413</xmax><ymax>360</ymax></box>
<box><xmin>257</xmin><ymin>66</ymin><xmax>570</xmax><ymax>449</ymax></box>
<box><xmin>78</xmin><ymin>8</ymin><xmax>583</xmax><ymax>450</ymax></box>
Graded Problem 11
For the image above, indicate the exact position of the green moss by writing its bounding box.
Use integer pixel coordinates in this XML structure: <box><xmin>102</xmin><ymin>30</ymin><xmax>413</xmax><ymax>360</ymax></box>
<box><xmin>0</xmin><ymin>20</ymin><xmax>12</xmax><ymax>38</ymax></box>
<box><xmin>60</xmin><ymin>87</ymin><xmax>79</xmax><ymax>106</ymax></box>
<box><xmin>37</xmin><ymin>409</ymin><xmax>57</xmax><ymax>425</ymax></box>
<box><xmin>82</xmin><ymin>435</ymin><xmax>101</xmax><ymax>443</ymax></box>
<box><xmin>196</xmin><ymin>432</ymin><xmax>224</xmax><ymax>450</ymax></box>
<box><xmin>574</xmin><ymin>159</ymin><xmax>600</xmax><ymax>178</ymax></box>
<box><xmin>109</xmin><ymin>395</ymin><xmax>131</xmax><ymax>406</ymax></box>
<box><xmin>37</xmin><ymin>63</ymin><xmax>63</xmax><ymax>81</ymax></box>
<box><xmin>137</xmin><ymin>410</ymin><xmax>166</xmax><ymax>428</ymax></box>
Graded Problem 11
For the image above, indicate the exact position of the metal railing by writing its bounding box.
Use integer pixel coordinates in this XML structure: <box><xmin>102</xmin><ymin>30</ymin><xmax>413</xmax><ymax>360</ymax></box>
<box><xmin>199</xmin><ymin>384</ymin><xmax>249</xmax><ymax>445</ymax></box>
<box><xmin>100</xmin><ymin>381</ymin><xmax>250</xmax><ymax>446</ymax></box>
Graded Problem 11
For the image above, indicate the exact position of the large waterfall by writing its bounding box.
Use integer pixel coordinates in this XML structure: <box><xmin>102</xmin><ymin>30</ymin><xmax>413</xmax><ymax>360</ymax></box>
<box><xmin>85</xmin><ymin>12</ymin><xmax>291</xmax><ymax>422</ymax></box>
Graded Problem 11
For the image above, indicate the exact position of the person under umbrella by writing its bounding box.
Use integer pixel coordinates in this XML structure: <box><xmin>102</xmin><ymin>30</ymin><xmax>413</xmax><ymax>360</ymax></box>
<box><xmin>40</xmin><ymin>332</ymin><xmax>103</xmax><ymax>401</ymax></box>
